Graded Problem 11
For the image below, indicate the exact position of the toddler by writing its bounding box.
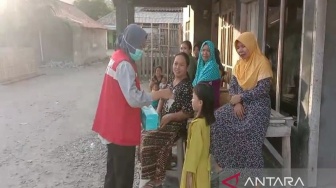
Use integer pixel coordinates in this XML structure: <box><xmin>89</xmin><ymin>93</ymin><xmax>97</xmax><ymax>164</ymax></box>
<box><xmin>159</xmin><ymin>77</ymin><xmax>168</xmax><ymax>89</ymax></box>
<box><xmin>151</xmin><ymin>84</ymin><xmax>160</xmax><ymax>109</ymax></box>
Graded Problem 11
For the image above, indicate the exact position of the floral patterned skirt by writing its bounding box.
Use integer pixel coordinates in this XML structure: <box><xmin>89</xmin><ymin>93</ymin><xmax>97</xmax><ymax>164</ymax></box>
<box><xmin>210</xmin><ymin>99</ymin><xmax>271</xmax><ymax>179</ymax></box>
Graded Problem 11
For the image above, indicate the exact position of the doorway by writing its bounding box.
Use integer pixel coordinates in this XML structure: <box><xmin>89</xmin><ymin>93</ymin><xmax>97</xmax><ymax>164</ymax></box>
<box><xmin>264</xmin><ymin>0</ymin><xmax>303</xmax><ymax>116</ymax></box>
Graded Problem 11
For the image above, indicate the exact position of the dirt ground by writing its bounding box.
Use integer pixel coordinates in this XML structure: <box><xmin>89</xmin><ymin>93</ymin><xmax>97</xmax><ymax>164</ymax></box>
<box><xmin>0</xmin><ymin>62</ymin><xmax>128</xmax><ymax>188</ymax></box>
<box><xmin>0</xmin><ymin>60</ymin><xmax>278</xmax><ymax>188</ymax></box>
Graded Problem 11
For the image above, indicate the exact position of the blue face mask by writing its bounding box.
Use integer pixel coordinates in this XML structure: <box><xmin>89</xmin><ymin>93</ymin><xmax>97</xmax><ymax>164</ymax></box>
<box><xmin>129</xmin><ymin>49</ymin><xmax>144</xmax><ymax>61</ymax></box>
<box><xmin>123</xmin><ymin>36</ymin><xmax>144</xmax><ymax>61</ymax></box>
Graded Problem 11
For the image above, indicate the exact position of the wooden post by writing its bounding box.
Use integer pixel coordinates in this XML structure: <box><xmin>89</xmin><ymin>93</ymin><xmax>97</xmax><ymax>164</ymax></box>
<box><xmin>38</xmin><ymin>30</ymin><xmax>44</xmax><ymax>62</ymax></box>
<box><xmin>113</xmin><ymin>0</ymin><xmax>135</xmax><ymax>36</ymax></box>
<box><xmin>240</xmin><ymin>3</ymin><xmax>247</xmax><ymax>32</ymax></box>
<box><xmin>167</xmin><ymin>23</ymin><xmax>171</xmax><ymax>76</ymax></box>
<box><xmin>282</xmin><ymin>136</ymin><xmax>291</xmax><ymax>180</ymax></box>
<box><xmin>307</xmin><ymin>0</ymin><xmax>327</xmax><ymax>186</ymax></box>
<box><xmin>296</xmin><ymin>0</ymin><xmax>315</xmax><ymax>174</ymax></box>
<box><xmin>151</xmin><ymin>22</ymin><xmax>153</xmax><ymax>79</ymax></box>
<box><xmin>159</xmin><ymin>26</ymin><xmax>162</xmax><ymax>70</ymax></box>
<box><xmin>261</xmin><ymin>0</ymin><xmax>268</xmax><ymax>53</ymax></box>
<box><xmin>218</xmin><ymin>16</ymin><xmax>222</xmax><ymax>52</ymax></box>
<box><xmin>275</xmin><ymin>0</ymin><xmax>286</xmax><ymax>112</ymax></box>
<box><xmin>113</xmin><ymin>0</ymin><xmax>127</xmax><ymax>36</ymax></box>
<box><xmin>127</xmin><ymin>0</ymin><xmax>135</xmax><ymax>24</ymax></box>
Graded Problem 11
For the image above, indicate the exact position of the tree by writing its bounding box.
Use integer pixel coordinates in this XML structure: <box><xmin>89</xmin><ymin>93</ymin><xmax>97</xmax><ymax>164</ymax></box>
<box><xmin>74</xmin><ymin>0</ymin><xmax>112</xmax><ymax>20</ymax></box>
<box><xmin>105</xmin><ymin>0</ymin><xmax>115</xmax><ymax>10</ymax></box>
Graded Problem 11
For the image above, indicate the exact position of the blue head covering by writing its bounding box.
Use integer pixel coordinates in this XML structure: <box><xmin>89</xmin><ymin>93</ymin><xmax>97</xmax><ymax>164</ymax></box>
<box><xmin>116</xmin><ymin>24</ymin><xmax>147</xmax><ymax>55</ymax></box>
<box><xmin>192</xmin><ymin>40</ymin><xmax>221</xmax><ymax>86</ymax></box>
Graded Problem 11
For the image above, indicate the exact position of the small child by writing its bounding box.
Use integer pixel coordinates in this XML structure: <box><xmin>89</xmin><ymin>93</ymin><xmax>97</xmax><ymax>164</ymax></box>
<box><xmin>151</xmin><ymin>84</ymin><xmax>160</xmax><ymax>109</ymax></box>
<box><xmin>180</xmin><ymin>83</ymin><xmax>215</xmax><ymax>188</ymax></box>
<box><xmin>159</xmin><ymin>77</ymin><xmax>168</xmax><ymax>89</ymax></box>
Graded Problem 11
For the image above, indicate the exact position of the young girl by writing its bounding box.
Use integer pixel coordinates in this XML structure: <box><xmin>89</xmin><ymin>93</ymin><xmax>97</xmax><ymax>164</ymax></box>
<box><xmin>180</xmin><ymin>83</ymin><xmax>215</xmax><ymax>188</ymax></box>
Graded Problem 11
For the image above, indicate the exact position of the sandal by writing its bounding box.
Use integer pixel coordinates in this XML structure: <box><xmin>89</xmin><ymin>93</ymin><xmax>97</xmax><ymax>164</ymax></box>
<box><xmin>211</xmin><ymin>169</ymin><xmax>228</xmax><ymax>188</ymax></box>
<box><xmin>211</xmin><ymin>171</ymin><xmax>220</xmax><ymax>188</ymax></box>
<box><xmin>142</xmin><ymin>181</ymin><xmax>155</xmax><ymax>188</ymax></box>
<box><xmin>142</xmin><ymin>181</ymin><xmax>162</xmax><ymax>188</ymax></box>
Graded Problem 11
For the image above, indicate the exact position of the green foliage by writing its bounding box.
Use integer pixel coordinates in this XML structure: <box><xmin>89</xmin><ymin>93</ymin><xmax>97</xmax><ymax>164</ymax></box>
<box><xmin>74</xmin><ymin>0</ymin><xmax>112</xmax><ymax>20</ymax></box>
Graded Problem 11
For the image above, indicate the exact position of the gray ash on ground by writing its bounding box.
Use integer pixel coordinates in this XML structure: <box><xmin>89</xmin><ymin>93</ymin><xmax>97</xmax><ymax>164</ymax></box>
<box><xmin>40</xmin><ymin>61</ymin><xmax>80</xmax><ymax>69</ymax></box>
<box><xmin>48</xmin><ymin>133</ymin><xmax>107</xmax><ymax>188</ymax></box>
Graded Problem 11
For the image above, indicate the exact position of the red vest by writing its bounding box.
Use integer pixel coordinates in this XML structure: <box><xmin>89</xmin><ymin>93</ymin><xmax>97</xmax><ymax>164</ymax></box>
<box><xmin>92</xmin><ymin>50</ymin><xmax>141</xmax><ymax>146</ymax></box>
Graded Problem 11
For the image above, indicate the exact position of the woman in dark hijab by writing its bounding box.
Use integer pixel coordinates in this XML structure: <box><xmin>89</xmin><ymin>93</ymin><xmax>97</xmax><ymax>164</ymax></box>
<box><xmin>215</xmin><ymin>48</ymin><xmax>225</xmax><ymax>78</ymax></box>
<box><xmin>93</xmin><ymin>24</ymin><xmax>172</xmax><ymax>188</ymax></box>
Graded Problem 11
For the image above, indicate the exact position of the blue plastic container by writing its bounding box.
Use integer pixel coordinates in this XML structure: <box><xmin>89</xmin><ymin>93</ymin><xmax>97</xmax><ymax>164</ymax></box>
<box><xmin>141</xmin><ymin>105</ymin><xmax>160</xmax><ymax>131</ymax></box>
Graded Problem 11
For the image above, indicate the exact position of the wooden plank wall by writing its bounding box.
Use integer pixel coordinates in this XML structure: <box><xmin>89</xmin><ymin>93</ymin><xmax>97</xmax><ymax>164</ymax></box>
<box><xmin>137</xmin><ymin>23</ymin><xmax>181</xmax><ymax>80</ymax></box>
<box><xmin>0</xmin><ymin>47</ymin><xmax>39</xmax><ymax>83</ymax></box>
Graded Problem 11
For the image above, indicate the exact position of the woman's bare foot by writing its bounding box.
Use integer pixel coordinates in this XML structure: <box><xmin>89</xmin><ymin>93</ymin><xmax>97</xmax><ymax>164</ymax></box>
<box><xmin>142</xmin><ymin>180</ymin><xmax>163</xmax><ymax>188</ymax></box>
<box><xmin>142</xmin><ymin>180</ymin><xmax>156</xmax><ymax>188</ymax></box>
<box><xmin>215</xmin><ymin>162</ymin><xmax>223</xmax><ymax>173</ymax></box>
<box><xmin>154</xmin><ymin>179</ymin><xmax>163</xmax><ymax>187</ymax></box>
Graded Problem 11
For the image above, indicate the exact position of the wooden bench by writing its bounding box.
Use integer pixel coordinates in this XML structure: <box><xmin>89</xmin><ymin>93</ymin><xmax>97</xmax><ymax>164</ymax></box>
<box><xmin>170</xmin><ymin>110</ymin><xmax>293</xmax><ymax>185</ymax></box>
<box><xmin>166</xmin><ymin>137</ymin><xmax>186</xmax><ymax>183</ymax></box>
<box><xmin>266</xmin><ymin>109</ymin><xmax>294</xmax><ymax>179</ymax></box>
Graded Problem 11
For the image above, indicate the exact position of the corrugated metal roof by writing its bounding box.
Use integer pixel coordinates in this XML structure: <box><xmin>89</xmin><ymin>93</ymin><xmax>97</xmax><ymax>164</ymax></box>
<box><xmin>98</xmin><ymin>7</ymin><xmax>182</xmax><ymax>26</ymax></box>
<box><xmin>50</xmin><ymin>0</ymin><xmax>106</xmax><ymax>29</ymax></box>
<box><xmin>98</xmin><ymin>9</ymin><xmax>116</xmax><ymax>26</ymax></box>
<box><xmin>141</xmin><ymin>7</ymin><xmax>183</xmax><ymax>12</ymax></box>
<box><xmin>135</xmin><ymin>11</ymin><xmax>182</xmax><ymax>23</ymax></box>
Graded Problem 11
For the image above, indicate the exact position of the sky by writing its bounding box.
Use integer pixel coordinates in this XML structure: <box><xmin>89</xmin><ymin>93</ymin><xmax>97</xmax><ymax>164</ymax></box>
<box><xmin>0</xmin><ymin>0</ymin><xmax>7</xmax><ymax>13</ymax></box>
<box><xmin>0</xmin><ymin>0</ymin><xmax>75</xmax><ymax>14</ymax></box>
<box><xmin>60</xmin><ymin>0</ymin><xmax>75</xmax><ymax>4</ymax></box>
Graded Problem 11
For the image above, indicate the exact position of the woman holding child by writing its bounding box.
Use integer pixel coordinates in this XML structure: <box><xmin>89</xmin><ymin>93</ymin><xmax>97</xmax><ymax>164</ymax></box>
<box><xmin>151</xmin><ymin>71</ymin><xmax>168</xmax><ymax>109</ymax></box>
<box><xmin>211</xmin><ymin>32</ymin><xmax>273</xmax><ymax>185</ymax></box>
<box><xmin>149</xmin><ymin>66</ymin><xmax>166</xmax><ymax>91</ymax></box>
<box><xmin>141</xmin><ymin>52</ymin><xmax>194</xmax><ymax>188</ymax></box>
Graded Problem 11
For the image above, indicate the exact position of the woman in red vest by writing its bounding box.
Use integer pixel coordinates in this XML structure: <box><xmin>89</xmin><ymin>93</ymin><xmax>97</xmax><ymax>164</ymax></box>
<box><xmin>92</xmin><ymin>24</ymin><xmax>172</xmax><ymax>188</ymax></box>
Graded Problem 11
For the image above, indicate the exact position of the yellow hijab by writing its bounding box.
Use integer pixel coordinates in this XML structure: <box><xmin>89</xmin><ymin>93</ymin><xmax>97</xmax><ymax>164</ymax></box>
<box><xmin>233</xmin><ymin>32</ymin><xmax>273</xmax><ymax>90</ymax></box>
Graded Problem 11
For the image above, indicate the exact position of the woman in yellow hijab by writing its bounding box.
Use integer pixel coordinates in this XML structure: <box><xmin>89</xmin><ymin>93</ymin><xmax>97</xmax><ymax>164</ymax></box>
<box><xmin>210</xmin><ymin>32</ymin><xmax>273</xmax><ymax>187</ymax></box>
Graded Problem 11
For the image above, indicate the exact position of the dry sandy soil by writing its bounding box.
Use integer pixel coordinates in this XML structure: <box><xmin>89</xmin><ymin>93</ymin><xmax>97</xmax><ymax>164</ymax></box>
<box><xmin>0</xmin><ymin>62</ymin><xmax>123</xmax><ymax>188</ymax></box>
<box><xmin>0</xmin><ymin>61</ymin><xmax>183</xmax><ymax>188</ymax></box>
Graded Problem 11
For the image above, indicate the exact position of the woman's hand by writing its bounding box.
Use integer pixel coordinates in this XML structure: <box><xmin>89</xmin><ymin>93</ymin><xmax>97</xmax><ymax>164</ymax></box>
<box><xmin>149</xmin><ymin>78</ymin><xmax>156</xmax><ymax>89</ymax></box>
<box><xmin>156</xmin><ymin>99</ymin><xmax>163</xmax><ymax>115</ymax></box>
<box><xmin>151</xmin><ymin>89</ymin><xmax>173</xmax><ymax>101</ymax></box>
<box><xmin>230</xmin><ymin>94</ymin><xmax>242</xmax><ymax>105</ymax></box>
<box><xmin>160</xmin><ymin>88</ymin><xmax>173</xmax><ymax>99</ymax></box>
<box><xmin>234</xmin><ymin>103</ymin><xmax>245</xmax><ymax>120</ymax></box>
<box><xmin>160</xmin><ymin>114</ymin><xmax>173</xmax><ymax>128</ymax></box>
<box><xmin>149</xmin><ymin>81</ymin><xmax>153</xmax><ymax>90</ymax></box>
<box><xmin>187</xmin><ymin>172</ymin><xmax>193</xmax><ymax>188</ymax></box>
<box><xmin>156</xmin><ymin>109</ymin><xmax>161</xmax><ymax>116</ymax></box>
